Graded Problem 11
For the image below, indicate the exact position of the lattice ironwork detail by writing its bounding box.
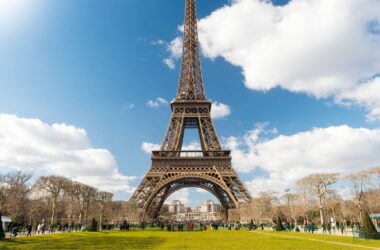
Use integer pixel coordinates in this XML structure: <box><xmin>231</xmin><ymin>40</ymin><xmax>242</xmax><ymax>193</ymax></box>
<box><xmin>176</xmin><ymin>0</ymin><xmax>205</xmax><ymax>101</ymax></box>
<box><xmin>129</xmin><ymin>0</ymin><xmax>251</xmax><ymax>221</ymax></box>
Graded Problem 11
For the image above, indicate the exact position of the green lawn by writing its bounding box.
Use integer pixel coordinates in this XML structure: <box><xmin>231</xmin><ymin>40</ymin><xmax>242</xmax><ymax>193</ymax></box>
<box><xmin>1</xmin><ymin>229</ymin><xmax>380</xmax><ymax>250</ymax></box>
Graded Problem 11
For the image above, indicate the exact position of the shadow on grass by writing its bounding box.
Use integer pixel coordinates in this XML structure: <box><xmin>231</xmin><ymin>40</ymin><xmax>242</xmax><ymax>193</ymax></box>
<box><xmin>0</xmin><ymin>233</ymin><xmax>166</xmax><ymax>250</ymax></box>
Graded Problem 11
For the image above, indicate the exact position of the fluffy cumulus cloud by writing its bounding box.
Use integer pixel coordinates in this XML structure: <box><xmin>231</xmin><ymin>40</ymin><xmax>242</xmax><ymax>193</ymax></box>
<box><xmin>152</xmin><ymin>37</ymin><xmax>183</xmax><ymax>69</ymax></box>
<box><xmin>211</xmin><ymin>101</ymin><xmax>231</xmax><ymax>119</ymax></box>
<box><xmin>141</xmin><ymin>142</ymin><xmax>160</xmax><ymax>153</ymax></box>
<box><xmin>141</xmin><ymin>141</ymin><xmax>201</xmax><ymax>154</ymax></box>
<box><xmin>167</xmin><ymin>37</ymin><xmax>183</xmax><ymax>59</ymax></box>
<box><xmin>163</xmin><ymin>58</ymin><xmax>176</xmax><ymax>70</ymax></box>
<box><xmin>146</xmin><ymin>97</ymin><xmax>169</xmax><ymax>109</ymax></box>
<box><xmin>166</xmin><ymin>189</ymin><xmax>190</xmax><ymax>204</ymax></box>
<box><xmin>182</xmin><ymin>141</ymin><xmax>201</xmax><ymax>151</ymax></box>
<box><xmin>0</xmin><ymin>113</ymin><xmax>135</xmax><ymax>194</ymax></box>
<box><xmin>225</xmin><ymin>124</ymin><xmax>380</xmax><ymax>196</ymax></box>
<box><xmin>168</xmin><ymin>0</ymin><xmax>380</xmax><ymax>120</ymax></box>
<box><xmin>337</xmin><ymin>77</ymin><xmax>380</xmax><ymax>122</ymax></box>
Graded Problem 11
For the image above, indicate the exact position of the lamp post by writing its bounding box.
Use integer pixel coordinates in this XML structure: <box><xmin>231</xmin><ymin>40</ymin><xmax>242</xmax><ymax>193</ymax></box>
<box><xmin>285</xmin><ymin>189</ymin><xmax>292</xmax><ymax>224</ymax></box>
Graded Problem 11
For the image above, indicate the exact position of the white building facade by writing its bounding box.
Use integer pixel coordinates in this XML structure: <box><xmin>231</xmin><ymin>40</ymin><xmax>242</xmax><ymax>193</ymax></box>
<box><xmin>160</xmin><ymin>200</ymin><xmax>223</xmax><ymax>222</ymax></box>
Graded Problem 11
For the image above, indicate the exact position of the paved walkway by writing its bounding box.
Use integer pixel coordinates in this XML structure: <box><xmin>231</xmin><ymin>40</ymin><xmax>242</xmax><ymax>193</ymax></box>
<box><xmin>251</xmin><ymin>231</ymin><xmax>380</xmax><ymax>250</ymax></box>
<box><xmin>262</xmin><ymin>226</ymin><xmax>353</xmax><ymax>237</ymax></box>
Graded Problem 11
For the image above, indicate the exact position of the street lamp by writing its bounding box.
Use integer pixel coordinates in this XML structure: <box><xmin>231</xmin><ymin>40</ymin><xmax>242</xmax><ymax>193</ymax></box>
<box><xmin>285</xmin><ymin>189</ymin><xmax>292</xmax><ymax>224</ymax></box>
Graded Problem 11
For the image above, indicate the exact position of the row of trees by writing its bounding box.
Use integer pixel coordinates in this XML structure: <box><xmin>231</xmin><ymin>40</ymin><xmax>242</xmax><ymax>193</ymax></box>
<box><xmin>244</xmin><ymin>166</ymin><xmax>380</xmax><ymax>227</ymax></box>
<box><xmin>1</xmin><ymin>166</ymin><xmax>379</xmax><ymax>230</ymax></box>
<box><xmin>0</xmin><ymin>172</ymin><xmax>125</xmax><ymax>228</ymax></box>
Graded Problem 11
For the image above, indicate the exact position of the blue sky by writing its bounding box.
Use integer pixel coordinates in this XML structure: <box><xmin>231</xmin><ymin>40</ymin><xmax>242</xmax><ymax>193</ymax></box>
<box><xmin>1</xmin><ymin>0</ymin><xmax>380</xmax><ymax>206</ymax></box>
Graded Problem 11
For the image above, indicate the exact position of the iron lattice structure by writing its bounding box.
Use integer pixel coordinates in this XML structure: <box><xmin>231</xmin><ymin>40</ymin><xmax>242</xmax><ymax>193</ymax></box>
<box><xmin>130</xmin><ymin>0</ymin><xmax>251</xmax><ymax>221</ymax></box>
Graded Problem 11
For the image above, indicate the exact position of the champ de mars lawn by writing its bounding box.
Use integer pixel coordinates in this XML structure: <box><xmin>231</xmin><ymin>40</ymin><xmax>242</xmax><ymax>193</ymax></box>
<box><xmin>1</xmin><ymin>230</ymin><xmax>380</xmax><ymax>250</ymax></box>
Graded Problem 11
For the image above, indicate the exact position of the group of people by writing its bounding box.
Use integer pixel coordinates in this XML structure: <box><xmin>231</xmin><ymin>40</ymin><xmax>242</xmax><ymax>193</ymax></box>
<box><xmin>8</xmin><ymin>223</ymin><xmax>46</xmax><ymax>238</ymax></box>
<box><xmin>164</xmin><ymin>222</ymin><xmax>206</xmax><ymax>232</ymax></box>
<box><xmin>321</xmin><ymin>222</ymin><xmax>346</xmax><ymax>235</ymax></box>
<box><xmin>6</xmin><ymin>222</ymin><xmax>120</xmax><ymax>238</ymax></box>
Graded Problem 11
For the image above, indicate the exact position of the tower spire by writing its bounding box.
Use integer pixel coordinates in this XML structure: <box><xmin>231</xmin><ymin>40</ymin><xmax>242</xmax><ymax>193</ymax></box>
<box><xmin>176</xmin><ymin>0</ymin><xmax>206</xmax><ymax>101</ymax></box>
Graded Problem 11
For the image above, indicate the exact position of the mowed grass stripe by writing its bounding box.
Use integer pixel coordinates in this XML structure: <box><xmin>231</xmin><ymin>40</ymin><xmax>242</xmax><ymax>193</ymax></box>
<box><xmin>0</xmin><ymin>230</ymin><xmax>379</xmax><ymax>249</ymax></box>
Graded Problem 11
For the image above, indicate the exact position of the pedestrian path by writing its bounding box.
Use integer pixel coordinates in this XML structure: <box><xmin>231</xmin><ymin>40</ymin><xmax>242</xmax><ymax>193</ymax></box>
<box><xmin>251</xmin><ymin>231</ymin><xmax>380</xmax><ymax>250</ymax></box>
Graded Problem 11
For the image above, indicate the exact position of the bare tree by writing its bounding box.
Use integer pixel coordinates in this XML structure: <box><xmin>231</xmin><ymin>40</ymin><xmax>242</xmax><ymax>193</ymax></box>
<box><xmin>80</xmin><ymin>184</ymin><xmax>97</xmax><ymax>225</ymax></box>
<box><xmin>124</xmin><ymin>200</ymin><xmax>142</xmax><ymax>223</ymax></box>
<box><xmin>324</xmin><ymin>190</ymin><xmax>343</xmax><ymax>224</ymax></box>
<box><xmin>96</xmin><ymin>191</ymin><xmax>113</xmax><ymax>230</ymax></box>
<box><xmin>346</xmin><ymin>170</ymin><xmax>370</xmax><ymax>219</ymax></box>
<box><xmin>297</xmin><ymin>173</ymin><xmax>339</xmax><ymax>225</ymax></box>
<box><xmin>368</xmin><ymin>166</ymin><xmax>380</xmax><ymax>191</ymax></box>
<box><xmin>255</xmin><ymin>191</ymin><xmax>278</xmax><ymax>224</ymax></box>
<box><xmin>4</xmin><ymin>171</ymin><xmax>32</xmax><ymax>222</ymax></box>
<box><xmin>34</xmin><ymin>176</ymin><xmax>67</xmax><ymax>225</ymax></box>
<box><xmin>282</xmin><ymin>190</ymin><xmax>298</xmax><ymax>223</ymax></box>
<box><xmin>0</xmin><ymin>175</ymin><xmax>5</xmax><ymax>212</ymax></box>
<box><xmin>363</xmin><ymin>188</ymin><xmax>380</xmax><ymax>215</ymax></box>
<box><xmin>297</xmin><ymin>187</ymin><xmax>315</xmax><ymax>224</ymax></box>
<box><xmin>63</xmin><ymin>180</ymin><xmax>82</xmax><ymax>226</ymax></box>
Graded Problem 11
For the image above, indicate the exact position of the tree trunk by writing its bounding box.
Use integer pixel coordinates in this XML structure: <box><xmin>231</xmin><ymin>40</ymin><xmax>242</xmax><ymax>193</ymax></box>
<box><xmin>79</xmin><ymin>209</ymin><xmax>84</xmax><ymax>224</ymax></box>
<box><xmin>319</xmin><ymin>208</ymin><xmax>324</xmax><ymax>225</ymax></box>
<box><xmin>319</xmin><ymin>197</ymin><xmax>324</xmax><ymax>225</ymax></box>
<box><xmin>51</xmin><ymin>198</ymin><xmax>57</xmax><ymax>225</ymax></box>
<box><xmin>99</xmin><ymin>211</ymin><xmax>103</xmax><ymax>231</ymax></box>
<box><xmin>358</xmin><ymin>202</ymin><xmax>363</xmax><ymax>221</ymax></box>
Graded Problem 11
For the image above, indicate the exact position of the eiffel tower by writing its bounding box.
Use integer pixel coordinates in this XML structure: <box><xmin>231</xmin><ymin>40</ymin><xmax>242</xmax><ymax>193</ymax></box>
<box><xmin>130</xmin><ymin>0</ymin><xmax>251</xmax><ymax>221</ymax></box>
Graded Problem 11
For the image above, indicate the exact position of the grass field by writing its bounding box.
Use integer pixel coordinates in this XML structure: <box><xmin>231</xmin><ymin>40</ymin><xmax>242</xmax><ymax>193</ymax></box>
<box><xmin>1</xmin><ymin>229</ymin><xmax>380</xmax><ymax>250</ymax></box>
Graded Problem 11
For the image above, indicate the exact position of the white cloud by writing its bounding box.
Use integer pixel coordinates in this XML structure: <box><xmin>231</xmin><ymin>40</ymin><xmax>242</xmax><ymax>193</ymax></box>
<box><xmin>196</xmin><ymin>188</ymin><xmax>208</xmax><ymax>193</ymax></box>
<box><xmin>146</xmin><ymin>97</ymin><xmax>169</xmax><ymax>109</ymax></box>
<box><xmin>337</xmin><ymin>77</ymin><xmax>380</xmax><ymax>122</ymax></box>
<box><xmin>165</xmin><ymin>189</ymin><xmax>190</xmax><ymax>205</ymax></box>
<box><xmin>167</xmin><ymin>36</ymin><xmax>183</xmax><ymax>59</ymax></box>
<box><xmin>141</xmin><ymin>142</ymin><xmax>160</xmax><ymax>153</ymax></box>
<box><xmin>141</xmin><ymin>141</ymin><xmax>201</xmax><ymax>154</ymax></box>
<box><xmin>0</xmin><ymin>113</ymin><xmax>135</xmax><ymax>194</ymax></box>
<box><xmin>163</xmin><ymin>58</ymin><xmax>175</xmax><ymax>70</ymax></box>
<box><xmin>211</xmin><ymin>101</ymin><xmax>231</xmax><ymax>119</ymax></box>
<box><xmin>182</xmin><ymin>141</ymin><xmax>201</xmax><ymax>151</ymax></box>
<box><xmin>163</xmin><ymin>37</ymin><xmax>183</xmax><ymax>69</ymax></box>
<box><xmin>225</xmin><ymin>124</ymin><xmax>380</xmax><ymax>196</ymax></box>
<box><xmin>150</xmin><ymin>40</ymin><xmax>165</xmax><ymax>46</ymax></box>
<box><xmin>152</xmin><ymin>37</ymin><xmax>183</xmax><ymax>69</ymax></box>
<box><xmin>167</xmin><ymin>0</ymin><xmax>380</xmax><ymax>120</ymax></box>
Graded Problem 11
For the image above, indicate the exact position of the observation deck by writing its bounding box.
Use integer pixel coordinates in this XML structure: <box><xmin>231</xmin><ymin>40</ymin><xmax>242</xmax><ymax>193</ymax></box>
<box><xmin>151</xmin><ymin>150</ymin><xmax>231</xmax><ymax>159</ymax></box>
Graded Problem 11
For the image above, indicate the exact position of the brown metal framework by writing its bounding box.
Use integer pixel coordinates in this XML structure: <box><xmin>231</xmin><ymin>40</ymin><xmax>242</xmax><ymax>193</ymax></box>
<box><xmin>129</xmin><ymin>0</ymin><xmax>251</xmax><ymax>221</ymax></box>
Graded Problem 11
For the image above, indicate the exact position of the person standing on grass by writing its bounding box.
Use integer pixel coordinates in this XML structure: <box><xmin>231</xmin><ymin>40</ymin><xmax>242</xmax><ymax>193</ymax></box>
<box><xmin>339</xmin><ymin>223</ymin><xmax>345</xmax><ymax>235</ymax></box>
<box><xmin>37</xmin><ymin>223</ymin><xmax>41</xmax><ymax>235</ymax></box>
<box><xmin>27</xmin><ymin>224</ymin><xmax>32</xmax><ymax>236</ymax></box>
<box><xmin>311</xmin><ymin>222</ymin><xmax>316</xmax><ymax>234</ymax></box>
<box><xmin>322</xmin><ymin>224</ymin><xmax>327</xmax><ymax>234</ymax></box>
<box><xmin>11</xmin><ymin>226</ymin><xmax>18</xmax><ymax>238</ymax></box>
<box><xmin>327</xmin><ymin>223</ymin><xmax>332</xmax><ymax>234</ymax></box>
